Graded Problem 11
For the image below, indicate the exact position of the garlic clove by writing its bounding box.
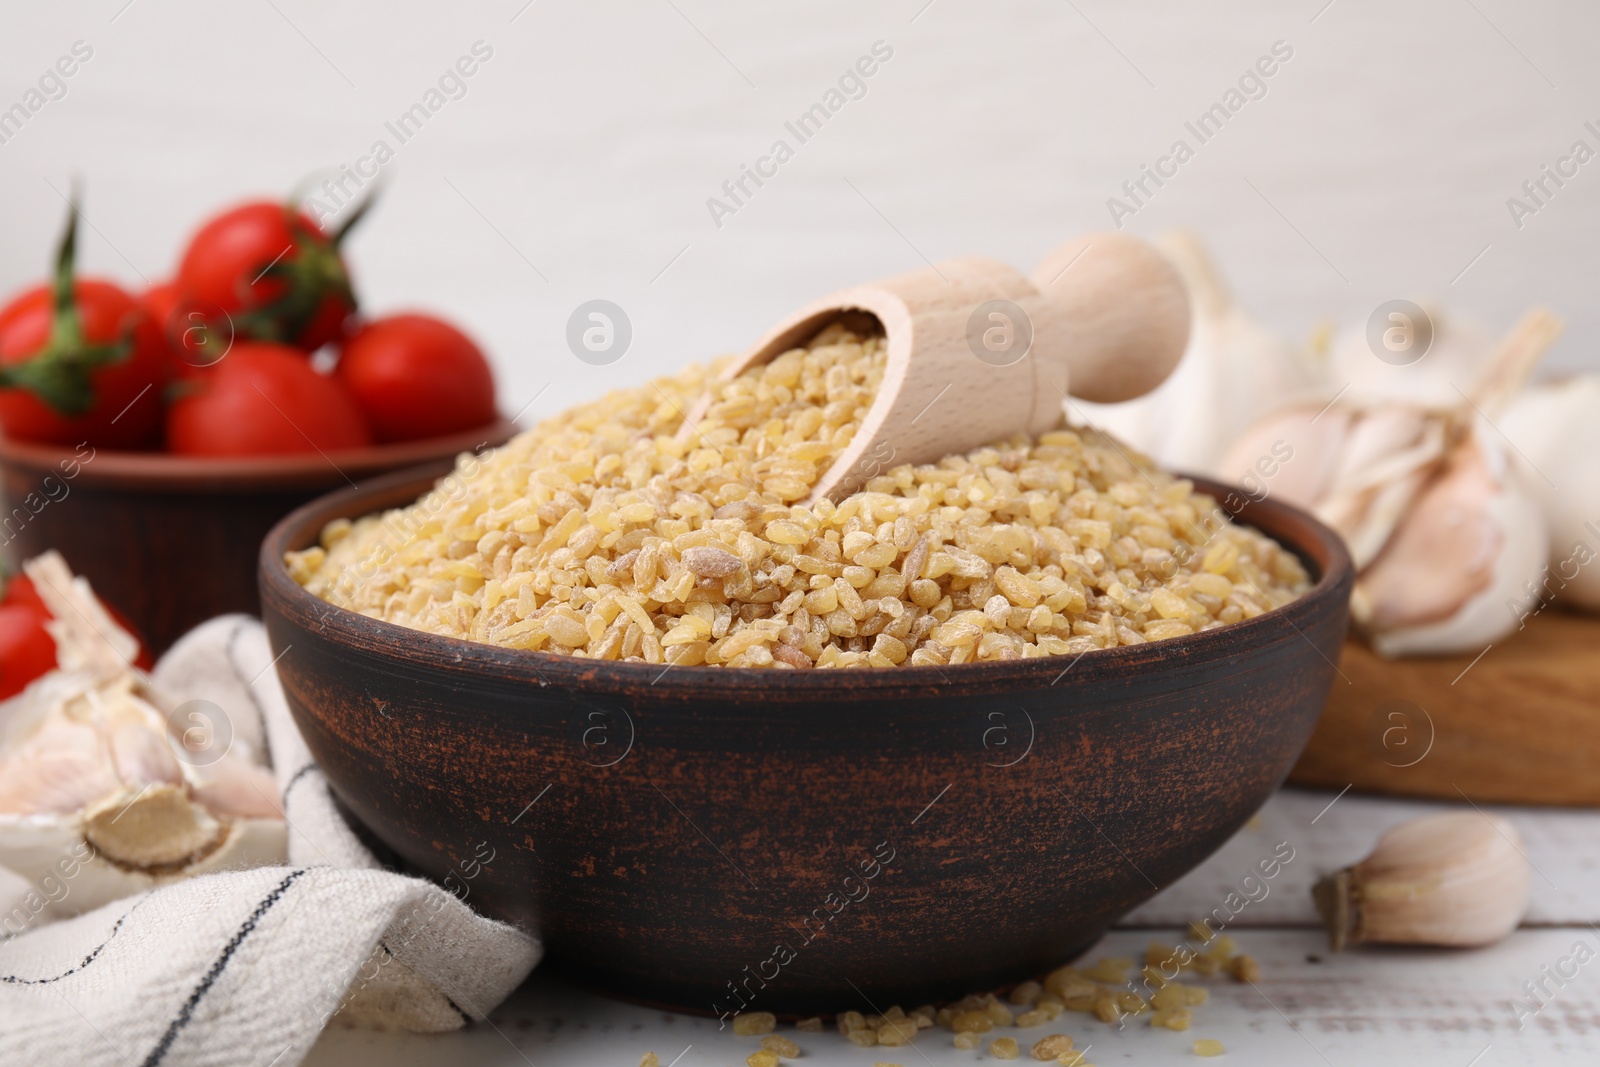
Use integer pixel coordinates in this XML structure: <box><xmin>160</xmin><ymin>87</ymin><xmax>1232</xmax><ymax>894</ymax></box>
<box><xmin>108</xmin><ymin>717</ymin><xmax>184</xmax><ymax>792</ymax></box>
<box><xmin>1500</xmin><ymin>376</ymin><xmax>1600</xmax><ymax>611</ymax></box>
<box><xmin>1313</xmin><ymin>811</ymin><xmax>1530</xmax><ymax>951</ymax></box>
<box><xmin>81</xmin><ymin>783</ymin><xmax>227</xmax><ymax>870</ymax></box>
<box><xmin>1313</xmin><ymin>407</ymin><xmax>1450</xmax><ymax>569</ymax></box>
<box><xmin>1218</xmin><ymin>403</ymin><xmax>1350</xmax><ymax>512</ymax></box>
<box><xmin>190</xmin><ymin>754</ymin><xmax>284</xmax><ymax>820</ymax></box>
<box><xmin>1354</xmin><ymin>429</ymin><xmax>1547</xmax><ymax>657</ymax></box>
<box><xmin>0</xmin><ymin>710</ymin><xmax>120</xmax><ymax>815</ymax></box>
<box><xmin>24</xmin><ymin>551</ymin><xmax>141</xmax><ymax>679</ymax></box>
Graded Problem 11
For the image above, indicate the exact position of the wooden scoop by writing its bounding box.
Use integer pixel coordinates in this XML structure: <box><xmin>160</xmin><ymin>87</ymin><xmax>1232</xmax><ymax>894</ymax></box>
<box><xmin>681</xmin><ymin>232</ymin><xmax>1191</xmax><ymax>502</ymax></box>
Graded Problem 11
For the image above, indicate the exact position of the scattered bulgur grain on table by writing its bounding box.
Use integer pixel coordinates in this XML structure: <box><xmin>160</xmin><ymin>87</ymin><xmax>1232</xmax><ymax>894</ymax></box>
<box><xmin>1009</xmin><ymin>980</ymin><xmax>1043</xmax><ymax>1006</ymax></box>
<box><xmin>759</xmin><ymin>1034</ymin><xmax>800</xmax><ymax>1057</ymax></box>
<box><xmin>877</xmin><ymin>1019</ymin><xmax>918</xmax><ymax>1045</ymax></box>
<box><xmin>290</xmin><ymin>324</ymin><xmax>1310</xmax><ymax>666</ymax></box>
<box><xmin>639</xmin><ymin>1054</ymin><xmax>658</xmax><ymax>1067</ymax></box>
<box><xmin>794</xmin><ymin>1016</ymin><xmax>823</xmax><ymax>1032</ymax></box>
<box><xmin>951</xmin><ymin>1009</ymin><xmax>994</xmax><ymax>1033</ymax></box>
<box><xmin>731</xmin><ymin>1011</ymin><xmax>776</xmax><ymax>1036</ymax></box>
<box><xmin>745</xmin><ymin>1052</ymin><xmax>779</xmax><ymax>1067</ymax></box>
<box><xmin>991</xmin><ymin>1035</ymin><xmax>1021</xmax><ymax>1058</ymax></box>
<box><xmin>1032</xmin><ymin>1033</ymin><xmax>1075</xmax><ymax>1060</ymax></box>
<box><xmin>1152</xmin><ymin>1007</ymin><xmax>1194</xmax><ymax>1030</ymax></box>
<box><xmin>1193</xmin><ymin>1038</ymin><xmax>1226</xmax><ymax>1056</ymax></box>
<box><xmin>952</xmin><ymin>1032</ymin><xmax>981</xmax><ymax>1049</ymax></box>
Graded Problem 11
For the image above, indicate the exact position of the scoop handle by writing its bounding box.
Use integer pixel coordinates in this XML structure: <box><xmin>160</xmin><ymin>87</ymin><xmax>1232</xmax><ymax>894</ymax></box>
<box><xmin>1031</xmin><ymin>232</ymin><xmax>1190</xmax><ymax>404</ymax></box>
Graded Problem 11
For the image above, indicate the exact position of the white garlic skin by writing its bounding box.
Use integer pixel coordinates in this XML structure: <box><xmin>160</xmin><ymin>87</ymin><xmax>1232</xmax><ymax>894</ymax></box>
<box><xmin>1318</xmin><ymin>811</ymin><xmax>1530</xmax><ymax>950</ymax></box>
<box><xmin>1500</xmin><ymin>376</ymin><xmax>1600</xmax><ymax>611</ymax></box>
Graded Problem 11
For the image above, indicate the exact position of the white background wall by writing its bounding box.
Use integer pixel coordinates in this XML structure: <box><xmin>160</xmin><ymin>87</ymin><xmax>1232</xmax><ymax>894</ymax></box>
<box><xmin>2</xmin><ymin>0</ymin><xmax>1596</xmax><ymax>424</ymax></box>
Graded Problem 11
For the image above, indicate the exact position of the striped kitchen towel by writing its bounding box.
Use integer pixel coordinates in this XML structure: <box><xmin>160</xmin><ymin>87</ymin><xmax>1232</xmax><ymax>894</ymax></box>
<box><xmin>0</xmin><ymin>616</ymin><xmax>541</xmax><ymax>1067</ymax></box>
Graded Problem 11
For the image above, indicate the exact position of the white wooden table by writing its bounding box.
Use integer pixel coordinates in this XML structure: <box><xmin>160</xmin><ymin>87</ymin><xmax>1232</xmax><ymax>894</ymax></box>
<box><xmin>304</xmin><ymin>787</ymin><xmax>1600</xmax><ymax>1065</ymax></box>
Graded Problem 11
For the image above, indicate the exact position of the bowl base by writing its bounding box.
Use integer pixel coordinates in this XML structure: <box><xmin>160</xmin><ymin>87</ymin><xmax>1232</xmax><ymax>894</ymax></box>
<box><xmin>535</xmin><ymin>928</ymin><xmax>1111</xmax><ymax>1020</ymax></box>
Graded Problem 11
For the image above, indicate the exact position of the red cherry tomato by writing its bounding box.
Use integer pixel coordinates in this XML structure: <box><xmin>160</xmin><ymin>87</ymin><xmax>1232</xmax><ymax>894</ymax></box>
<box><xmin>335</xmin><ymin>313</ymin><xmax>498</xmax><ymax>443</ymax></box>
<box><xmin>141</xmin><ymin>280</ymin><xmax>226</xmax><ymax>379</ymax></box>
<box><xmin>0</xmin><ymin>573</ymin><xmax>48</xmax><ymax>614</ymax></box>
<box><xmin>0</xmin><ymin>206</ymin><xmax>168</xmax><ymax>449</ymax></box>
<box><xmin>0</xmin><ymin>603</ymin><xmax>56</xmax><ymax>700</ymax></box>
<box><xmin>176</xmin><ymin>198</ymin><xmax>369</xmax><ymax>351</ymax></box>
<box><xmin>166</xmin><ymin>342</ymin><xmax>372</xmax><ymax>456</ymax></box>
<box><xmin>141</xmin><ymin>280</ymin><xmax>181</xmax><ymax>338</ymax></box>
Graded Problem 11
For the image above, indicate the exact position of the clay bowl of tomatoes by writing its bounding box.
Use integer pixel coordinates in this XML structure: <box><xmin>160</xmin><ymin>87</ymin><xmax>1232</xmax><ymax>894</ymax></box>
<box><xmin>0</xmin><ymin>193</ymin><xmax>515</xmax><ymax>654</ymax></box>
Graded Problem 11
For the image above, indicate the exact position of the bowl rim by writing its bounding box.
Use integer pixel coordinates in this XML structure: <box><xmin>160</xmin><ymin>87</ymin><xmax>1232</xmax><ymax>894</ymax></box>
<box><xmin>260</xmin><ymin>460</ymin><xmax>1354</xmax><ymax>698</ymax></box>
<box><xmin>0</xmin><ymin>417</ymin><xmax>519</xmax><ymax>491</ymax></box>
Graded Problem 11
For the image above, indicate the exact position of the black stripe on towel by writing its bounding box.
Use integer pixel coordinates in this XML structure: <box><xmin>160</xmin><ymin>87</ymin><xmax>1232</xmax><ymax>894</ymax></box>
<box><xmin>0</xmin><ymin>900</ymin><xmax>144</xmax><ymax>984</ymax></box>
<box><xmin>140</xmin><ymin>868</ymin><xmax>309</xmax><ymax>1067</ymax></box>
<box><xmin>280</xmin><ymin>762</ymin><xmax>320</xmax><ymax>802</ymax></box>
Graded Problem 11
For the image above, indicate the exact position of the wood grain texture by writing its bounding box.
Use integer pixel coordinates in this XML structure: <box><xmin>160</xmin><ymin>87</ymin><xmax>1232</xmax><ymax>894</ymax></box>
<box><xmin>1288</xmin><ymin>612</ymin><xmax>1600</xmax><ymax>806</ymax></box>
<box><xmin>680</xmin><ymin>233</ymin><xmax>1189</xmax><ymax>502</ymax></box>
<box><xmin>0</xmin><ymin>419</ymin><xmax>515</xmax><ymax>654</ymax></box>
<box><xmin>259</xmin><ymin>469</ymin><xmax>1349</xmax><ymax>1015</ymax></box>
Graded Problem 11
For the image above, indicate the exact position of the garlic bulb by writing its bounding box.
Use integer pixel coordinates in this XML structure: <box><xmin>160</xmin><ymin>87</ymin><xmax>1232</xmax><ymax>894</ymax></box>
<box><xmin>1219</xmin><ymin>309</ymin><xmax>1561</xmax><ymax>657</ymax></box>
<box><xmin>1327</xmin><ymin>305</ymin><xmax>1499</xmax><ymax>410</ymax></box>
<box><xmin>1074</xmin><ymin>231</ymin><xmax>1322</xmax><ymax>477</ymax></box>
<box><xmin>1499</xmin><ymin>376</ymin><xmax>1600</xmax><ymax>611</ymax></box>
<box><xmin>0</xmin><ymin>552</ymin><xmax>285</xmax><ymax>919</ymax></box>
<box><xmin>1313</xmin><ymin>811</ymin><xmax>1530</xmax><ymax>950</ymax></box>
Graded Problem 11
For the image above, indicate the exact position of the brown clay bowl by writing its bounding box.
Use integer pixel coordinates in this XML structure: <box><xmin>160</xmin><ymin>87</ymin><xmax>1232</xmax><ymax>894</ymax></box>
<box><xmin>260</xmin><ymin>464</ymin><xmax>1352</xmax><ymax>1016</ymax></box>
<box><xmin>0</xmin><ymin>419</ymin><xmax>515</xmax><ymax>655</ymax></box>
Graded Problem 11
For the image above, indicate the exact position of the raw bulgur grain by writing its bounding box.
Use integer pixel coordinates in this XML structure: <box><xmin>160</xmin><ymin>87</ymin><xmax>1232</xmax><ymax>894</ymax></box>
<box><xmin>290</xmin><ymin>326</ymin><xmax>1308</xmax><ymax>664</ymax></box>
<box><xmin>732</xmin><ymin>1011</ymin><xmax>776</xmax><ymax>1036</ymax></box>
<box><xmin>759</xmin><ymin>1034</ymin><xmax>800</xmax><ymax>1057</ymax></box>
<box><xmin>1032</xmin><ymin>1033</ymin><xmax>1075</xmax><ymax>1060</ymax></box>
<box><xmin>877</xmin><ymin>1019</ymin><xmax>918</xmax><ymax>1046</ymax></box>
<box><xmin>1009</xmin><ymin>980</ymin><xmax>1044</xmax><ymax>1006</ymax></box>
<box><xmin>1151</xmin><ymin>1007</ymin><xmax>1194</xmax><ymax>1031</ymax></box>
<box><xmin>951</xmin><ymin>1009</ymin><xmax>994</xmax><ymax>1033</ymax></box>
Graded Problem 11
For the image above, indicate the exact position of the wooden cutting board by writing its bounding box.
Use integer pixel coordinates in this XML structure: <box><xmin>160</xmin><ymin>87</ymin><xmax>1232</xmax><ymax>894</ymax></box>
<box><xmin>1288</xmin><ymin>611</ymin><xmax>1600</xmax><ymax>807</ymax></box>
